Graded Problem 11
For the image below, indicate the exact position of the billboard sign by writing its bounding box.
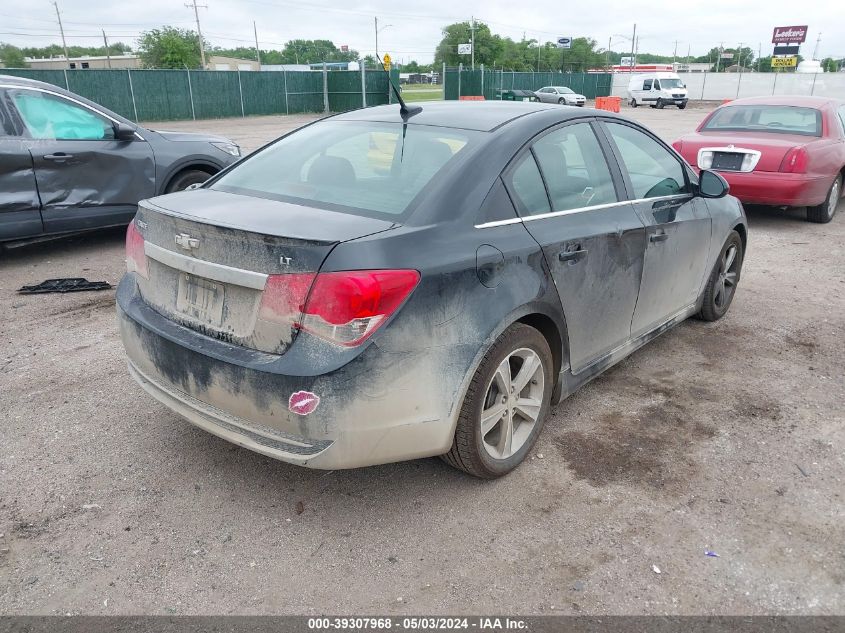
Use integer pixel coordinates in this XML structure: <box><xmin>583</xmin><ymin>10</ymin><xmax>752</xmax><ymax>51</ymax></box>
<box><xmin>773</xmin><ymin>44</ymin><xmax>799</xmax><ymax>55</ymax></box>
<box><xmin>772</xmin><ymin>25</ymin><xmax>808</xmax><ymax>44</ymax></box>
<box><xmin>620</xmin><ymin>56</ymin><xmax>633</xmax><ymax>67</ymax></box>
<box><xmin>340</xmin><ymin>44</ymin><xmax>349</xmax><ymax>53</ymax></box>
<box><xmin>457</xmin><ymin>43</ymin><xmax>472</xmax><ymax>55</ymax></box>
<box><xmin>556</xmin><ymin>36</ymin><xmax>572</xmax><ymax>49</ymax></box>
<box><xmin>720</xmin><ymin>52</ymin><xmax>734</xmax><ymax>59</ymax></box>
<box><xmin>771</xmin><ymin>56</ymin><xmax>797</xmax><ymax>68</ymax></box>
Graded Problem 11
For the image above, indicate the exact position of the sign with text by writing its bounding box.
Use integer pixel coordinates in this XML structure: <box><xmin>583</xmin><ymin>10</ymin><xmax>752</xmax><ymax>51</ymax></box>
<box><xmin>457</xmin><ymin>43</ymin><xmax>472</xmax><ymax>55</ymax></box>
<box><xmin>771</xmin><ymin>56</ymin><xmax>797</xmax><ymax>68</ymax></box>
<box><xmin>772</xmin><ymin>25</ymin><xmax>808</xmax><ymax>44</ymax></box>
<box><xmin>556</xmin><ymin>36</ymin><xmax>572</xmax><ymax>49</ymax></box>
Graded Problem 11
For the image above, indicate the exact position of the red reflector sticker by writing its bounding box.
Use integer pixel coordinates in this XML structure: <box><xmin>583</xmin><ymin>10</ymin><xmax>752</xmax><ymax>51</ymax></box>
<box><xmin>289</xmin><ymin>390</ymin><xmax>320</xmax><ymax>416</ymax></box>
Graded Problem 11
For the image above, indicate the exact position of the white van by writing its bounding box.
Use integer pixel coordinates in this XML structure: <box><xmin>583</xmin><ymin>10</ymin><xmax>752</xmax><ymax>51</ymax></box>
<box><xmin>627</xmin><ymin>73</ymin><xmax>688</xmax><ymax>109</ymax></box>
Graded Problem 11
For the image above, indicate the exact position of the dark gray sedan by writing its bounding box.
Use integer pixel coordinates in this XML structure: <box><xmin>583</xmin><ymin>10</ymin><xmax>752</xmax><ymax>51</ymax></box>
<box><xmin>0</xmin><ymin>75</ymin><xmax>240</xmax><ymax>245</ymax></box>
<box><xmin>117</xmin><ymin>101</ymin><xmax>746</xmax><ymax>478</ymax></box>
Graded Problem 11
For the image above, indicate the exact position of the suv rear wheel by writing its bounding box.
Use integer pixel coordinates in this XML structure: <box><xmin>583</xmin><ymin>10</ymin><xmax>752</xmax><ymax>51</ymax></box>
<box><xmin>442</xmin><ymin>323</ymin><xmax>553</xmax><ymax>478</ymax></box>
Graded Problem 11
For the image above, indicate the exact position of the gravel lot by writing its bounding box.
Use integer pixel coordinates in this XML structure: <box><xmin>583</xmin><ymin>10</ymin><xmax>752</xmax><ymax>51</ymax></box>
<box><xmin>1</xmin><ymin>104</ymin><xmax>843</xmax><ymax>616</ymax></box>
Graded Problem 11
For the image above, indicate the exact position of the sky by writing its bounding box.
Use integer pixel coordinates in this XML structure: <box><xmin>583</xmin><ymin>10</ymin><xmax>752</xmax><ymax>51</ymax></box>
<box><xmin>1</xmin><ymin>0</ymin><xmax>841</xmax><ymax>64</ymax></box>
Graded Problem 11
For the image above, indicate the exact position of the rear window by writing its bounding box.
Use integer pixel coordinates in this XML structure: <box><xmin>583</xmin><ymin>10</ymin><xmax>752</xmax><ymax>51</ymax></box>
<box><xmin>703</xmin><ymin>105</ymin><xmax>822</xmax><ymax>137</ymax></box>
<box><xmin>211</xmin><ymin>121</ymin><xmax>479</xmax><ymax>219</ymax></box>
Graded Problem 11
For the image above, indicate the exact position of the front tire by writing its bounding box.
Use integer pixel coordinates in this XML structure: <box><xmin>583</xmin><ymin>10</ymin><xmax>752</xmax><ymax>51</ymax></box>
<box><xmin>165</xmin><ymin>169</ymin><xmax>213</xmax><ymax>193</ymax></box>
<box><xmin>442</xmin><ymin>323</ymin><xmax>553</xmax><ymax>479</ymax></box>
<box><xmin>697</xmin><ymin>230</ymin><xmax>743</xmax><ymax>322</ymax></box>
<box><xmin>806</xmin><ymin>175</ymin><xmax>841</xmax><ymax>224</ymax></box>
<box><xmin>656</xmin><ymin>98</ymin><xmax>665</xmax><ymax>109</ymax></box>
<box><xmin>678</xmin><ymin>101</ymin><xmax>687</xmax><ymax>110</ymax></box>
<box><xmin>558</xmin><ymin>98</ymin><xmax>566</xmax><ymax>105</ymax></box>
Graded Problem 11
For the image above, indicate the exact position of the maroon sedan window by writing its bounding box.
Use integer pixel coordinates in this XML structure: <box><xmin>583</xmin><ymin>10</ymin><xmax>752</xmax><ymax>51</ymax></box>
<box><xmin>703</xmin><ymin>105</ymin><xmax>822</xmax><ymax>137</ymax></box>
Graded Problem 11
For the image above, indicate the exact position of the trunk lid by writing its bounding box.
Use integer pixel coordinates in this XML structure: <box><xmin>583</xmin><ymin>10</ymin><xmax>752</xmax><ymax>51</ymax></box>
<box><xmin>134</xmin><ymin>189</ymin><xmax>396</xmax><ymax>354</ymax></box>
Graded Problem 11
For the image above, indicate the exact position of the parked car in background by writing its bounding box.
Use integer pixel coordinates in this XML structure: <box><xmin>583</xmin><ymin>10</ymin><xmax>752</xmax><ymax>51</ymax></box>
<box><xmin>117</xmin><ymin>101</ymin><xmax>746</xmax><ymax>478</ymax></box>
<box><xmin>535</xmin><ymin>86</ymin><xmax>586</xmax><ymax>106</ymax></box>
<box><xmin>0</xmin><ymin>74</ymin><xmax>241</xmax><ymax>245</ymax></box>
<box><xmin>673</xmin><ymin>96</ymin><xmax>845</xmax><ymax>222</ymax></box>
<box><xmin>628</xmin><ymin>72</ymin><xmax>688</xmax><ymax>109</ymax></box>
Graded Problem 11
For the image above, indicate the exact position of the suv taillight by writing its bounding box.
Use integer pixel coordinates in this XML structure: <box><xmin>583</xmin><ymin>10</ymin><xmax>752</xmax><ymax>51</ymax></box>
<box><xmin>780</xmin><ymin>147</ymin><xmax>808</xmax><ymax>173</ymax></box>
<box><xmin>125</xmin><ymin>219</ymin><xmax>148</xmax><ymax>278</ymax></box>
<box><xmin>258</xmin><ymin>269</ymin><xmax>420</xmax><ymax>348</ymax></box>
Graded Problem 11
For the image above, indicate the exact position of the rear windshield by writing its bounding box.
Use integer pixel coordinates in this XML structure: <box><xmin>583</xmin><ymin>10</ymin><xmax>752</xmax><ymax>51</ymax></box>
<box><xmin>703</xmin><ymin>105</ymin><xmax>822</xmax><ymax>137</ymax></box>
<box><xmin>210</xmin><ymin>121</ymin><xmax>480</xmax><ymax>218</ymax></box>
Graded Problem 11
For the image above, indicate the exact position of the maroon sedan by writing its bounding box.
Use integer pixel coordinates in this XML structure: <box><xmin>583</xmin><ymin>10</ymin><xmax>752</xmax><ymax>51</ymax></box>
<box><xmin>673</xmin><ymin>96</ymin><xmax>845</xmax><ymax>223</ymax></box>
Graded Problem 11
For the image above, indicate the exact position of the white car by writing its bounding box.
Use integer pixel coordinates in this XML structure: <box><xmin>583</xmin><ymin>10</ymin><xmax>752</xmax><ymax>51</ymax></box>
<box><xmin>535</xmin><ymin>86</ymin><xmax>586</xmax><ymax>106</ymax></box>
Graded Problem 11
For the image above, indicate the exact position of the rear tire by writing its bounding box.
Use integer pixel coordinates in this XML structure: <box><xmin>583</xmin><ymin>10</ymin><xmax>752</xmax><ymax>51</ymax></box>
<box><xmin>697</xmin><ymin>230</ymin><xmax>743</xmax><ymax>322</ymax></box>
<box><xmin>442</xmin><ymin>323</ymin><xmax>553</xmax><ymax>479</ymax></box>
<box><xmin>806</xmin><ymin>175</ymin><xmax>841</xmax><ymax>224</ymax></box>
<box><xmin>165</xmin><ymin>169</ymin><xmax>213</xmax><ymax>193</ymax></box>
<box><xmin>630</xmin><ymin>99</ymin><xmax>638</xmax><ymax>108</ymax></box>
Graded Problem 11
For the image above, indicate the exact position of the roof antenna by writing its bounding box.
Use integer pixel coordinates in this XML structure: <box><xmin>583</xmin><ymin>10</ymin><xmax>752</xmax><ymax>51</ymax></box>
<box><xmin>375</xmin><ymin>54</ymin><xmax>422</xmax><ymax>119</ymax></box>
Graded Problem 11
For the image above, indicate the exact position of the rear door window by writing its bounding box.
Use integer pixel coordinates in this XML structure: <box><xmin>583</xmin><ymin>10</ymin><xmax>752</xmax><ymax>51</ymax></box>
<box><xmin>532</xmin><ymin>122</ymin><xmax>618</xmax><ymax>211</ymax></box>
<box><xmin>506</xmin><ymin>152</ymin><xmax>551</xmax><ymax>216</ymax></box>
<box><xmin>10</xmin><ymin>90</ymin><xmax>115</xmax><ymax>140</ymax></box>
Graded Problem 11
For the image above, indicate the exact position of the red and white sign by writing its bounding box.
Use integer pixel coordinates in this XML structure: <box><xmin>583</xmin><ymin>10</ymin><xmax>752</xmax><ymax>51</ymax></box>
<box><xmin>340</xmin><ymin>45</ymin><xmax>349</xmax><ymax>53</ymax></box>
<box><xmin>289</xmin><ymin>390</ymin><xmax>320</xmax><ymax>416</ymax></box>
<box><xmin>772</xmin><ymin>25</ymin><xmax>808</xmax><ymax>44</ymax></box>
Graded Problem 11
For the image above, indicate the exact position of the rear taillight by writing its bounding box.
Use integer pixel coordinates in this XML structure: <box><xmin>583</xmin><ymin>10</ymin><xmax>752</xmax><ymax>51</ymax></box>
<box><xmin>125</xmin><ymin>219</ymin><xmax>148</xmax><ymax>278</ymax></box>
<box><xmin>780</xmin><ymin>147</ymin><xmax>808</xmax><ymax>173</ymax></box>
<box><xmin>258</xmin><ymin>272</ymin><xmax>316</xmax><ymax>325</ymax></box>
<box><xmin>258</xmin><ymin>269</ymin><xmax>420</xmax><ymax>347</ymax></box>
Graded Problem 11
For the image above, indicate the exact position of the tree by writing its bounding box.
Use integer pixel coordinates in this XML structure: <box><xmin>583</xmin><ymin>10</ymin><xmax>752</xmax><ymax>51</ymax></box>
<box><xmin>695</xmin><ymin>46</ymin><xmax>755</xmax><ymax>71</ymax></box>
<box><xmin>276</xmin><ymin>40</ymin><xmax>359</xmax><ymax>65</ymax></box>
<box><xmin>0</xmin><ymin>43</ymin><xmax>28</xmax><ymax>68</ymax></box>
<box><xmin>137</xmin><ymin>27</ymin><xmax>208</xmax><ymax>69</ymax></box>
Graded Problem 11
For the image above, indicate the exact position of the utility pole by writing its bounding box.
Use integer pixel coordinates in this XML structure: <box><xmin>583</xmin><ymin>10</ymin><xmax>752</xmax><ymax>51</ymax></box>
<box><xmin>102</xmin><ymin>29</ymin><xmax>111</xmax><ymax>68</ymax></box>
<box><xmin>185</xmin><ymin>0</ymin><xmax>208</xmax><ymax>70</ymax></box>
<box><xmin>607</xmin><ymin>36</ymin><xmax>612</xmax><ymax>70</ymax></box>
<box><xmin>538</xmin><ymin>38</ymin><xmax>542</xmax><ymax>72</ymax></box>
<box><xmin>757</xmin><ymin>43</ymin><xmax>761</xmax><ymax>72</ymax></box>
<box><xmin>374</xmin><ymin>17</ymin><xmax>379</xmax><ymax>59</ymax></box>
<box><xmin>673</xmin><ymin>40</ymin><xmax>679</xmax><ymax>67</ymax></box>
<box><xmin>737</xmin><ymin>42</ymin><xmax>743</xmax><ymax>73</ymax></box>
<box><xmin>51</xmin><ymin>1</ymin><xmax>70</xmax><ymax>67</ymax></box>
<box><xmin>630</xmin><ymin>23</ymin><xmax>636</xmax><ymax>70</ymax></box>
<box><xmin>715</xmin><ymin>42</ymin><xmax>724</xmax><ymax>72</ymax></box>
<box><xmin>253</xmin><ymin>21</ymin><xmax>261</xmax><ymax>65</ymax></box>
<box><xmin>470</xmin><ymin>16</ymin><xmax>476</xmax><ymax>70</ymax></box>
<box><xmin>812</xmin><ymin>32</ymin><xmax>821</xmax><ymax>60</ymax></box>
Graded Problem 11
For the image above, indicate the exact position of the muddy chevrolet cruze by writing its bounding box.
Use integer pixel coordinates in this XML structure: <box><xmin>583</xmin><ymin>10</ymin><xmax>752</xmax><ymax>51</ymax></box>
<box><xmin>117</xmin><ymin>101</ymin><xmax>747</xmax><ymax>478</ymax></box>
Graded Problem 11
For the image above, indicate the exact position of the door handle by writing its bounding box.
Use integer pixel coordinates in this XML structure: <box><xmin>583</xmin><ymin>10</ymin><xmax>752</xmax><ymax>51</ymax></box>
<box><xmin>559</xmin><ymin>248</ymin><xmax>588</xmax><ymax>264</ymax></box>
<box><xmin>44</xmin><ymin>153</ymin><xmax>74</xmax><ymax>161</ymax></box>
<box><xmin>649</xmin><ymin>232</ymin><xmax>669</xmax><ymax>243</ymax></box>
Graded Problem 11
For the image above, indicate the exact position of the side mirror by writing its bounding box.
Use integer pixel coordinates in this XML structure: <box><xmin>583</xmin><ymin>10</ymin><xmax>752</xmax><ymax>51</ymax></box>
<box><xmin>698</xmin><ymin>170</ymin><xmax>729</xmax><ymax>199</ymax></box>
<box><xmin>114</xmin><ymin>122</ymin><xmax>136</xmax><ymax>141</ymax></box>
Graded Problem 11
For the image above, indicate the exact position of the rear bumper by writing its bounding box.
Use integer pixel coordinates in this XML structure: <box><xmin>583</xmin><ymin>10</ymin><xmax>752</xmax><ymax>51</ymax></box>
<box><xmin>717</xmin><ymin>171</ymin><xmax>831</xmax><ymax>207</ymax></box>
<box><xmin>116</xmin><ymin>274</ymin><xmax>458</xmax><ymax>469</ymax></box>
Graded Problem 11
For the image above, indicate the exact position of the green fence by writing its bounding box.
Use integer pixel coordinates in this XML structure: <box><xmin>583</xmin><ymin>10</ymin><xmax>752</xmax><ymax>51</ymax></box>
<box><xmin>1</xmin><ymin>67</ymin><xmax>393</xmax><ymax>121</ymax></box>
<box><xmin>444</xmin><ymin>67</ymin><xmax>613</xmax><ymax>101</ymax></box>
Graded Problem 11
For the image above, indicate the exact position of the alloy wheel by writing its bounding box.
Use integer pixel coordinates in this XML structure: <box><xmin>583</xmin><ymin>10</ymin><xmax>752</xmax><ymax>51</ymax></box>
<box><xmin>828</xmin><ymin>178</ymin><xmax>840</xmax><ymax>219</ymax></box>
<box><xmin>714</xmin><ymin>244</ymin><xmax>739</xmax><ymax>310</ymax></box>
<box><xmin>479</xmin><ymin>348</ymin><xmax>545</xmax><ymax>460</ymax></box>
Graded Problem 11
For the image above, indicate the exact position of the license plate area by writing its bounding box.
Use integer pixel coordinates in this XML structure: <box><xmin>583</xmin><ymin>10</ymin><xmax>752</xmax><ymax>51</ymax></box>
<box><xmin>712</xmin><ymin>152</ymin><xmax>745</xmax><ymax>171</ymax></box>
<box><xmin>176</xmin><ymin>273</ymin><xmax>225</xmax><ymax>327</ymax></box>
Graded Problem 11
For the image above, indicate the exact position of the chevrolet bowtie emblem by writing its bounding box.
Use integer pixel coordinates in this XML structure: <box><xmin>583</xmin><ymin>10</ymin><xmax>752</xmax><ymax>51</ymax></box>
<box><xmin>175</xmin><ymin>233</ymin><xmax>200</xmax><ymax>250</ymax></box>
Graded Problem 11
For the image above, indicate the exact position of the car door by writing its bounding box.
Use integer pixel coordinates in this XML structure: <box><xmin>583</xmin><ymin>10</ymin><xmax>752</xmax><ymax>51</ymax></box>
<box><xmin>0</xmin><ymin>89</ymin><xmax>43</xmax><ymax>240</ymax></box>
<box><xmin>600</xmin><ymin>120</ymin><xmax>713</xmax><ymax>338</ymax></box>
<box><xmin>7</xmin><ymin>87</ymin><xmax>155</xmax><ymax>234</ymax></box>
<box><xmin>504</xmin><ymin>120</ymin><xmax>648</xmax><ymax>374</ymax></box>
<box><xmin>540</xmin><ymin>88</ymin><xmax>554</xmax><ymax>104</ymax></box>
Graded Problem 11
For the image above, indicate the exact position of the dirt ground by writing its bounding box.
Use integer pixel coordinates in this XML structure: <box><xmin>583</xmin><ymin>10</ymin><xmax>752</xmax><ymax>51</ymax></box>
<box><xmin>1</xmin><ymin>105</ymin><xmax>843</xmax><ymax>616</ymax></box>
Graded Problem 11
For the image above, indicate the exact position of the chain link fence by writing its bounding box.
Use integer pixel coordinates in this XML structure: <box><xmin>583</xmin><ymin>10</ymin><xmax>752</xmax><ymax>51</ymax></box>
<box><xmin>443</xmin><ymin>66</ymin><xmax>613</xmax><ymax>101</ymax></box>
<box><xmin>1</xmin><ymin>67</ymin><xmax>398</xmax><ymax>121</ymax></box>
